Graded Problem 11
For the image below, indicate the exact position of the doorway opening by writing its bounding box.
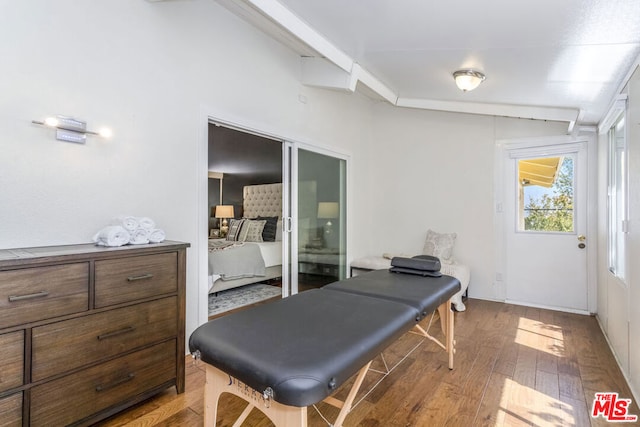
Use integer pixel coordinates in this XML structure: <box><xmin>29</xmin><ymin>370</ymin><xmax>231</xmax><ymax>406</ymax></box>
<box><xmin>205</xmin><ymin>123</ymin><xmax>349</xmax><ymax>319</ymax></box>
<box><xmin>206</xmin><ymin>124</ymin><xmax>283</xmax><ymax>319</ymax></box>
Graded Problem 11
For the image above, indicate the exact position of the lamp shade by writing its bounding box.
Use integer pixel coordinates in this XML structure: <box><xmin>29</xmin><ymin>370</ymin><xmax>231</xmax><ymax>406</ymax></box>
<box><xmin>453</xmin><ymin>69</ymin><xmax>486</xmax><ymax>92</ymax></box>
<box><xmin>317</xmin><ymin>202</ymin><xmax>339</xmax><ymax>219</ymax></box>
<box><xmin>214</xmin><ymin>205</ymin><xmax>234</xmax><ymax>218</ymax></box>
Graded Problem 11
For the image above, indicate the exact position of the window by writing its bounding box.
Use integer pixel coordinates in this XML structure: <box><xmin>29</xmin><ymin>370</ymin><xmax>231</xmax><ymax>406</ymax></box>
<box><xmin>608</xmin><ymin>113</ymin><xmax>627</xmax><ymax>280</ymax></box>
<box><xmin>518</xmin><ymin>156</ymin><xmax>575</xmax><ymax>232</ymax></box>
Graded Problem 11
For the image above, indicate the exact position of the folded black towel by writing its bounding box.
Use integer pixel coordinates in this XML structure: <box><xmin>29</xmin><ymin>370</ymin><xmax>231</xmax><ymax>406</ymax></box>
<box><xmin>389</xmin><ymin>266</ymin><xmax>443</xmax><ymax>277</ymax></box>
<box><xmin>390</xmin><ymin>255</ymin><xmax>441</xmax><ymax>272</ymax></box>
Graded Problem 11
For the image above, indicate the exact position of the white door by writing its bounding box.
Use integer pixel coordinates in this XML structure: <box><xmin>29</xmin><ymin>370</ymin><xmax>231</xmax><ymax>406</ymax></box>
<box><xmin>502</xmin><ymin>141</ymin><xmax>588</xmax><ymax>312</ymax></box>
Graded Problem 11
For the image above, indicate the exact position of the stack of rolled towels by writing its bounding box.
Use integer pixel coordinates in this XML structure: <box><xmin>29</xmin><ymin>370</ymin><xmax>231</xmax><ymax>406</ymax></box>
<box><xmin>389</xmin><ymin>255</ymin><xmax>442</xmax><ymax>277</ymax></box>
<box><xmin>93</xmin><ymin>216</ymin><xmax>166</xmax><ymax>247</ymax></box>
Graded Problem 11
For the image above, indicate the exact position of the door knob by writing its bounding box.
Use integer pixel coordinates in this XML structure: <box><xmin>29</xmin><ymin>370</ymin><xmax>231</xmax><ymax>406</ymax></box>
<box><xmin>577</xmin><ymin>235</ymin><xmax>586</xmax><ymax>242</ymax></box>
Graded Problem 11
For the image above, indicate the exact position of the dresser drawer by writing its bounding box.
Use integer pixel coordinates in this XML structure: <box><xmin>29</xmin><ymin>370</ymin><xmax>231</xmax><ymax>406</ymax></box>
<box><xmin>0</xmin><ymin>331</ymin><xmax>23</xmax><ymax>393</ymax></box>
<box><xmin>95</xmin><ymin>252</ymin><xmax>177</xmax><ymax>307</ymax></box>
<box><xmin>0</xmin><ymin>263</ymin><xmax>89</xmax><ymax>329</ymax></box>
<box><xmin>0</xmin><ymin>392</ymin><xmax>22</xmax><ymax>427</ymax></box>
<box><xmin>32</xmin><ymin>297</ymin><xmax>177</xmax><ymax>381</ymax></box>
<box><xmin>31</xmin><ymin>340</ymin><xmax>176</xmax><ymax>426</ymax></box>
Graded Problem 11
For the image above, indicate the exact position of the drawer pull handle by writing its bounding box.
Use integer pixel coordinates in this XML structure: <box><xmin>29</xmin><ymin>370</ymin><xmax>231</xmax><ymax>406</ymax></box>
<box><xmin>97</xmin><ymin>326</ymin><xmax>136</xmax><ymax>340</ymax></box>
<box><xmin>8</xmin><ymin>291</ymin><xmax>49</xmax><ymax>302</ymax></box>
<box><xmin>127</xmin><ymin>273</ymin><xmax>154</xmax><ymax>282</ymax></box>
<box><xmin>95</xmin><ymin>373</ymin><xmax>135</xmax><ymax>392</ymax></box>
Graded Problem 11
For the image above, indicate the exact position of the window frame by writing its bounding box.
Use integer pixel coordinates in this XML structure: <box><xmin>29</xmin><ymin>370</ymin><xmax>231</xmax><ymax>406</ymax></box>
<box><xmin>517</xmin><ymin>155</ymin><xmax>576</xmax><ymax>234</ymax></box>
<box><xmin>607</xmin><ymin>108</ymin><xmax>628</xmax><ymax>282</ymax></box>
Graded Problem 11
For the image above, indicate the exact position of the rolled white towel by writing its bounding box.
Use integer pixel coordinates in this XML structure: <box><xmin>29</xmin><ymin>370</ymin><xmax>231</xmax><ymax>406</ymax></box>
<box><xmin>148</xmin><ymin>228</ymin><xmax>166</xmax><ymax>243</ymax></box>
<box><xmin>129</xmin><ymin>228</ymin><xmax>150</xmax><ymax>245</ymax></box>
<box><xmin>137</xmin><ymin>217</ymin><xmax>156</xmax><ymax>230</ymax></box>
<box><xmin>93</xmin><ymin>226</ymin><xmax>130</xmax><ymax>247</ymax></box>
<box><xmin>112</xmin><ymin>215</ymin><xmax>139</xmax><ymax>232</ymax></box>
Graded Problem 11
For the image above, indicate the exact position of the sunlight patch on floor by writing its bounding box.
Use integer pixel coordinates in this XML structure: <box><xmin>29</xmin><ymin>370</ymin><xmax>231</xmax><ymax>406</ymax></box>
<box><xmin>500</xmin><ymin>378</ymin><xmax>576</xmax><ymax>426</ymax></box>
<box><xmin>515</xmin><ymin>317</ymin><xmax>565</xmax><ymax>357</ymax></box>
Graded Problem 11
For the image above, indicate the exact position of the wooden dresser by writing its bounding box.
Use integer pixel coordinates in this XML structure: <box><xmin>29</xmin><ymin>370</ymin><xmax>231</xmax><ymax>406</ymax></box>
<box><xmin>0</xmin><ymin>240</ymin><xmax>189</xmax><ymax>426</ymax></box>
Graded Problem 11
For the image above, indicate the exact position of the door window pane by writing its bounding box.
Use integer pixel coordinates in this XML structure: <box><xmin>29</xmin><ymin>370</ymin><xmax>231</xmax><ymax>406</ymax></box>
<box><xmin>518</xmin><ymin>156</ymin><xmax>574</xmax><ymax>232</ymax></box>
<box><xmin>297</xmin><ymin>149</ymin><xmax>346</xmax><ymax>290</ymax></box>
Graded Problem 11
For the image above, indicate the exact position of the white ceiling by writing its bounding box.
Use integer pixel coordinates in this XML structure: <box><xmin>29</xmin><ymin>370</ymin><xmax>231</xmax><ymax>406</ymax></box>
<box><xmin>220</xmin><ymin>0</ymin><xmax>640</xmax><ymax>130</ymax></box>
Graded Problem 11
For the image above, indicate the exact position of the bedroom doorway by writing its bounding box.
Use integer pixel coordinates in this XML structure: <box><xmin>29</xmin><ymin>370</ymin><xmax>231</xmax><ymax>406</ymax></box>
<box><xmin>204</xmin><ymin>121</ymin><xmax>349</xmax><ymax>317</ymax></box>
<box><xmin>206</xmin><ymin>124</ymin><xmax>284</xmax><ymax>314</ymax></box>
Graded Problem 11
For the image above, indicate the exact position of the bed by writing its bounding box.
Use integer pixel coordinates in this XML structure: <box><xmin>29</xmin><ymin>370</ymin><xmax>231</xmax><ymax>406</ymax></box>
<box><xmin>208</xmin><ymin>183</ymin><xmax>283</xmax><ymax>294</ymax></box>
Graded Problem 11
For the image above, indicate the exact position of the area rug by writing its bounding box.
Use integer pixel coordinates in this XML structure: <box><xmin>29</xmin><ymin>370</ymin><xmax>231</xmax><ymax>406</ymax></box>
<box><xmin>208</xmin><ymin>283</ymin><xmax>281</xmax><ymax>317</ymax></box>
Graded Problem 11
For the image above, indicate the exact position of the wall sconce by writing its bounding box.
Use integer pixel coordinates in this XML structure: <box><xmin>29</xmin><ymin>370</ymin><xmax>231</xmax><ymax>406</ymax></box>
<box><xmin>32</xmin><ymin>115</ymin><xmax>112</xmax><ymax>144</ymax></box>
<box><xmin>453</xmin><ymin>69</ymin><xmax>486</xmax><ymax>92</ymax></box>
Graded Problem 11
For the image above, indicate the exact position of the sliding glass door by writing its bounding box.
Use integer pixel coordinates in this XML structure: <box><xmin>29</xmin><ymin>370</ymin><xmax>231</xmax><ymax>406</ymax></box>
<box><xmin>284</xmin><ymin>143</ymin><xmax>347</xmax><ymax>295</ymax></box>
<box><xmin>201</xmin><ymin>118</ymin><xmax>349</xmax><ymax>325</ymax></box>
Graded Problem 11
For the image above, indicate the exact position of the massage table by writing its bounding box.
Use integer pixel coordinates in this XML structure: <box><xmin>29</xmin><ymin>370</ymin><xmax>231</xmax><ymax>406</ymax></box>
<box><xmin>189</xmin><ymin>269</ymin><xmax>460</xmax><ymax>427</ymax></box>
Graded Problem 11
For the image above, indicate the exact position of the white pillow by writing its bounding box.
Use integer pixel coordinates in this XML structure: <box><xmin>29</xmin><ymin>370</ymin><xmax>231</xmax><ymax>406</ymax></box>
<box><xmin>422</xmin><ymin>229</ymin><xmax>456</xmax><ymax>264</ymax></box>
<box><xmin>239</xmin><ymin>220</ymin><xmax>266</xmax><ymax>242</ymax></box>
<box><xmin>226</xmin><ymin>219</ymin><xmax>245</xmax><ymax>241</ymax></box>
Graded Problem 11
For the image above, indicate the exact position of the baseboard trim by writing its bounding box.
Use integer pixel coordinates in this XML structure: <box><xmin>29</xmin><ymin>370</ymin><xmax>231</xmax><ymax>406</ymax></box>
<box><xmin>502</xmin><ymin>298</ymin><xmax>591</xmax><ymax>315</ymax></box>
<box><xmin>595</xmin><ymin>315</ymin><xmax>640</xmax><ymax>406</ymax></box>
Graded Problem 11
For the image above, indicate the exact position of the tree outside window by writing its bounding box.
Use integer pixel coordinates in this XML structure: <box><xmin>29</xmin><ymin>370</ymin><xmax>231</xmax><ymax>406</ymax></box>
<box><xmin>522</xmin><ymin>157</ymin><xmax>574</xmax><ymax>232</ymax></box>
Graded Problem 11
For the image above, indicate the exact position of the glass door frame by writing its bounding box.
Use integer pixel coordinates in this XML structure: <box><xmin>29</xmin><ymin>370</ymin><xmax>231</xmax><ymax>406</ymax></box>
<box><xmin>283</xmin><ymin>140</ymin><xmax>350</xmax><ymax>296</ymax></box>
<box><xmin>198</xmin><ymin>111</ymin><xmax>352</xmax><ymax>327</ymax></box>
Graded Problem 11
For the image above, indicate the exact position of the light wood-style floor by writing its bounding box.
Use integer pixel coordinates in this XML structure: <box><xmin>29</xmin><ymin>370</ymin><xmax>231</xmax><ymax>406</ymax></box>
<box><xmin>97</xmin><ymin>299</ymin><xmax>639</xmax><ymax>426</ymax></box>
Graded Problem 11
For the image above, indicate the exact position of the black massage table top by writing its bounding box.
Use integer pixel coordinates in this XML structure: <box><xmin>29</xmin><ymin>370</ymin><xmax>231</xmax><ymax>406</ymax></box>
<box><xmin>324</xmin><ymin>269</ymin><xmax>461</xmax><ymax>320</ymax></box>
<box><xmin>189</xmin><ymin>288</ymin><xmax>419</xmax><ymax>407</ymax></box>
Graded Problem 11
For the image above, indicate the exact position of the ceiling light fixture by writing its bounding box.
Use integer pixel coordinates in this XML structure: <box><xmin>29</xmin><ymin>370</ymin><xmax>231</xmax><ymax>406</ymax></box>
<box><xmin>453</xmin><ymin>69</ymin><xmax>486</xmax><ymax>92</ymax></box>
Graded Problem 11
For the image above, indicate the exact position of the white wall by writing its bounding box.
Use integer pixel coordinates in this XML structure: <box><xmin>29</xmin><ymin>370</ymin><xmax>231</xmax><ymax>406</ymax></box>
<box><xmin>367</xmin><ymin>104</ymin><xmax>568</xmax><ymax>301</ymax></box>
<box><xmin>0</xmin><ymin>0</ymin><xmax>374</xmax><ymax>345</ymax></box>
<box><xmin>628</xmin><ymin>66</ymin><xmax>640</xmax><ymax>404</ymax></box>
<box><xmin>596</xmin><ymin>66</ymin><xmax>640</xmax><ymax>401</ymax></box>
<box><xmin>1</xmin><ymin>0</ymin><xmax>602</xmax><ymax>360</ymax></box>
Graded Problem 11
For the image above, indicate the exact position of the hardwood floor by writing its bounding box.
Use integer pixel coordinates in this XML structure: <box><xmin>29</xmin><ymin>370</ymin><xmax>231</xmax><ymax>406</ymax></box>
<box><xmin>97</xmin><ymin>299</ymin><xmax>639</xmax><ymax>426</ymax></box>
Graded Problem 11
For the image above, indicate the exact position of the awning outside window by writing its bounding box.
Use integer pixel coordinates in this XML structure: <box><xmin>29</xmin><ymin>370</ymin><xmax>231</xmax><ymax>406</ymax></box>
<box><xmin>518</xmin><ymin>157</ymin><xmax>562</xmax><ymax>188</ymax></box>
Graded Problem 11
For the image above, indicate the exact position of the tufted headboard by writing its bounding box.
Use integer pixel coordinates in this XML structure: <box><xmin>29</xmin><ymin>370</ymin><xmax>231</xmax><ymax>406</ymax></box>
<box><xmin>243</xmin><ymin>183</ymin><xmax>282</xmax><ymax>218</ymax></box>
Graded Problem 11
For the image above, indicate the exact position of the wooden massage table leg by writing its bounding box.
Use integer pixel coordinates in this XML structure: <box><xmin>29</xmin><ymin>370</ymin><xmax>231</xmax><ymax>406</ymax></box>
<box><xmin>204</xmin><ymin>362</ymin><xmax>373</xmax><ymax>427</ymax></box>
<box><xmin>205</xmin><ymin>364</ymin><xmax>308</xmax><ymax>427</ymax></box>
<box><xmin>412</xmin><ymin>298</ymin><xmax>456</xmax><ymax>369</ymax></box>
<box><xmin>323</xmin><ymin>360</ymin><xmax>372</xmax><ymax>427</ymax></box>
<box><xmin>443</xmin><ymin>298</ymin><xmax>455</xmax><ymax>369</ymax></box>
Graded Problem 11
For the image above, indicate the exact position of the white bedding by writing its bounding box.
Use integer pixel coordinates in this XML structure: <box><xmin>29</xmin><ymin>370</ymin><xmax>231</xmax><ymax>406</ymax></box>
<box><xmin>208</xmin><ymin>241</ymin><xmax>282</xmax><ymax>293</ymax></box>
<box><xmin>254</xmin><ymin>241</ymin><xmax>282</xmax><ymax>267</ymax></box>
<box><xmin>209</xmin><ymin>243</ymin><xmax>265</xmax><ymax>280</ymax></box>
